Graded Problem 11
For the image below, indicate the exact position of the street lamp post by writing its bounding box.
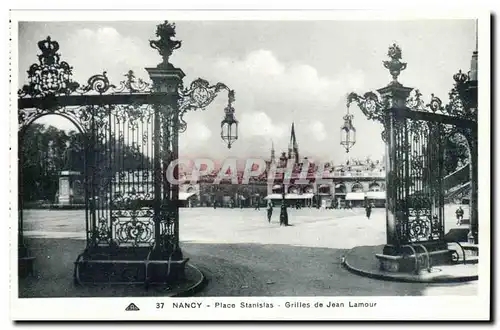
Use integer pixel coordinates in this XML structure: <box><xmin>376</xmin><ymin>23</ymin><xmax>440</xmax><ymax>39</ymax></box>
<box><xmin>280</xmin><ymin>183</ymin><xmax>288</xmax><ymax>226</ymax></box>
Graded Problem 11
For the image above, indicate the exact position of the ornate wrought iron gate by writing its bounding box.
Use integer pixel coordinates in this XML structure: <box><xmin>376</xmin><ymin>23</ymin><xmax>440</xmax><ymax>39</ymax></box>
<box><xmin>347</xmin><ymin>43</ymin><xmax>478</xmax><ymax>256</ymax></box>
<box><xmin>18</xmin><ymin>22</ymin><xmax>237</xmax><ymax>284</ymax></box>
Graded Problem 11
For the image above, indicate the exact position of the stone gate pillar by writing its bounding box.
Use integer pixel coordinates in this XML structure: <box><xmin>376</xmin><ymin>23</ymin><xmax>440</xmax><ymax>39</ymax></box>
<box><xmin>376</xmin><ymin>83</ymin><xmax>413</xmax><ymax>252</ymax></box>
<box><xmin>146</xmin><ymin>33</ymin><xmax>186</xmax><ymax>260</ymax></box>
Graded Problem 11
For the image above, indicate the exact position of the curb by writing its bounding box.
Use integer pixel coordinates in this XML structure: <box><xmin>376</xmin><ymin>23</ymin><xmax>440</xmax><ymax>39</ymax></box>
<box><xmin>341</xmin><ymin>249</ymin><xmax>478</xmax><ymax>284</ymax></box>
<box><xmin>171</xmin><ymin>262</ymin><xmax>207</xmax><ymax>297</ymax></box>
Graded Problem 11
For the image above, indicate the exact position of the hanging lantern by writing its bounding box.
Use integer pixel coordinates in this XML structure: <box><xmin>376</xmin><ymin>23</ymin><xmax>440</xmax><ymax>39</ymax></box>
<box><xmin>340</xmin><ymin>105</ymin><xmax>356</xmax><ymax>153</ymax></box>
<box><xmin>221</xmin><ymin>90</ymin><xmax>238</xmax><ymax>149</ymax></box>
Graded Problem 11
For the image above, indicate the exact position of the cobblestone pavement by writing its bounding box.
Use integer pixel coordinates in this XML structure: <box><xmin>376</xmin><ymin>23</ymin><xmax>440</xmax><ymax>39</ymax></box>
<box><xmin>20</xmin><ymin>206</ymin><xmax>476</xmax><ymax>297</ymax></box>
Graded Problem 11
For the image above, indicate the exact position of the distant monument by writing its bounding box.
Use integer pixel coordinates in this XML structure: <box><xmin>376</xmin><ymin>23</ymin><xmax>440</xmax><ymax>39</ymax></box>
<box><xmin>58</xmin><ymin>171</ymin><xmax>84</xmax><ymax>205</ymax></box>
<box><xmin>57</xmin><ymin>143</ymin><xmax>84</xmax><ymax>205</ymax></box>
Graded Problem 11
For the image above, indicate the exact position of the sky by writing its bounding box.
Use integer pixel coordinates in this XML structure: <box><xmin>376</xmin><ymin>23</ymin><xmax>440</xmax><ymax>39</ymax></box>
<box><xmin>17</xmin><ymin>19</ymin><xmax>476</xmax><ymax>164</ymax></box>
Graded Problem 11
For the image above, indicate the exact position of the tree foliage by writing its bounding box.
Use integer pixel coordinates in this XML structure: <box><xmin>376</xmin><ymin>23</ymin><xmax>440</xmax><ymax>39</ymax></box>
<box><xmin>19</xmin><ymin>123</ymin><xmax>152</xmax><ymax>203</ymax></box>
<box><xmin>443</xmin><ymin>133</ymin><xmax>469</xmax><ymax>176</ymax></box>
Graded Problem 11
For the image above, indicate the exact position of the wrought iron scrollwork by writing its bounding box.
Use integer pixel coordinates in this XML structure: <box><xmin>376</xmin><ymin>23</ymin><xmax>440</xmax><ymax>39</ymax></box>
<box><xmin>445</xmin><ymin>71</ymin><xmax>477</xmax><ymax>122</ymax></box>
<box><xmin>405</xmin><ymin>84</ymin><xmax>476</xmax><ymax>124</ymax></box>
<box><xmin>408</xmin><ymin>208</ymin><xmax>432</xmax><ymax>242</ymax></box>
<box><xmin>110</xmin><ymin>191</ymin><xmax>155</xmax><ymax>247</ymax></box>
<box><xmin>18</xmin><ymin>105</ymin><xmax>92</xmax><ymax>133</ymax></box>
<box><xmin>179</xmin><ymin>79</ymin><xmax>231</xmax><ymax>111</ymax></box>
<box><xmin>347</xmin><ymin>91</ymin><xmax>385</xmax><ymax>123</ymax></box>
<box><xmin>79</xmin><ymin>72</ymin><xmax>116</xmax><ymax>94</ymax></box>
<box><xmin>18</xmin><ymin>25</ymin><xmax>237</xmax><ymax>261</ymax></box>
<box><xmin>18</xmin><ymin>37</ymin><xmax>80</xmax><ymax>98</ymax></box>
<box><xmin>113</xmin><ymin>70</ymin><xmax>151</xmax><ymax>93</ymax></box>
<box><xmin>406</xmin><ymin>89</ymin><xmax>446</xmax><ymax>115</ymax></box>
<box><xmin>77</xmin><ymin>70</ymin><xmax>152</xmax><ymax>95</ymax></box>
<box><xmin>347</xmin><ymin>91</ymin><xmax>388</xmax><ymax>141</ymax></box>
<box><xmin>178</xmin><ymin>78</ymin><xmax>234</xmax><ymax>133</ymax></box>
<box><xmin>19</xmin><ymin>36</ymin><xmax>151</xmax><ymax>98</ymax></box>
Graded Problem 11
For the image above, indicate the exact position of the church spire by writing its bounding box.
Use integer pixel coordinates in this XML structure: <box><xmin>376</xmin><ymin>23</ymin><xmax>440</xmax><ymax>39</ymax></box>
<box><xmin>288</xmin><ymin>122</ymin><xmax>299</xmax><ymax>164</ymax></box>
<box><xmin>270</xmin><ymin>140</ymin><xmax>275</xmax><ymax>163</ymax></box>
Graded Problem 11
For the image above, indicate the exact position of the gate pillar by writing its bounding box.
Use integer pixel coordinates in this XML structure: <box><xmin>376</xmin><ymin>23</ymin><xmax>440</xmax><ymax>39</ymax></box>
<box><xmin>346</xmin><ymin>44</ymin><xmax>460</xmax><ymax>274</ymax></box>
<box><xmin>376</xmin><ymin>83</ymin><xmax>413</xmax><ymax>251</ymax></box>
<box><xmin>468</xmin><ymin>123</ymin><xmax>478</xmax><ymax>245</ymax></box>
<box><xmin>146</xmin><ymin>65</ymin><xmax>185</xmax><ymax>261</ymax></box>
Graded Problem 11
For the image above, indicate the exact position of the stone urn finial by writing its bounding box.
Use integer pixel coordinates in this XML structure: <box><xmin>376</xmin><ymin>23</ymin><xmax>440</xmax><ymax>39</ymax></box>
<box><xmin>149</xmin><ymin>21</ymin><xmax>182</xmax><ymax>69</ymax></box>
<box><xmin>383</xmin><ymin>43</ymin><xmax>407</xmax><ymax>85</ymax></box>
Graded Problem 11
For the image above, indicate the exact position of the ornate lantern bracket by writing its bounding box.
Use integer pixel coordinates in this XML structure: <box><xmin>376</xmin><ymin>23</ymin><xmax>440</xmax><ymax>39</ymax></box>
<box><xmin>220</xmin><ymin>90</ymin><xmax>238</xmax><ymax>148</ymax></box>
<box><xmin>178</xmin><ymin>78</ymin><xmax>238</xmax><ymax>148</ymax></box>
<box><xmin>340</xmin><ymin>103</ymin><xmax>356</xmax><ymax>153</ymax></box>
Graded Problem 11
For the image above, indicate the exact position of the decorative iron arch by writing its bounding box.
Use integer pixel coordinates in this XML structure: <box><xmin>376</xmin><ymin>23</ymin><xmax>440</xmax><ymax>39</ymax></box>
<box><xmin>19</xmin><ymin>111</ymin><xmax>88</xmax><ymax>139</ymax></box>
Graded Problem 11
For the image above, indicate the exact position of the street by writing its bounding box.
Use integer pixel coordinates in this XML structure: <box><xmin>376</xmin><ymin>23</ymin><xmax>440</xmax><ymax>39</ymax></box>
<box><xmin>20</xmin><ymin>206</ymin><xmax>476</xmax><ymax>297</ymax></box>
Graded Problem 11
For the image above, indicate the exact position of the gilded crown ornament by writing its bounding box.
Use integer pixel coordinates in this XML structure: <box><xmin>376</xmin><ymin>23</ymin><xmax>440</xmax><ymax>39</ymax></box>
<box><xmin>149</xmin><ymin>21</ymin><xmax>182</xmax><ymax>68</ymax></box>
<box><xmin>453</xmin><ymin>69</ymin><xmax>469</xmax><ymax>85</ymax></box>
<box><xmin>19</xmin><ymin>36</ymin><xmax>80</xmax><ymax>98</ymax></box>
<box><xmin>383</xmin><ymin>43</ymin><xmax>407</xmax><ymax>85</ymax></box>
<box><xmin>37</xmin><ymin>36</ymin><xmax>60</xmax><ymax>65</ymax></box>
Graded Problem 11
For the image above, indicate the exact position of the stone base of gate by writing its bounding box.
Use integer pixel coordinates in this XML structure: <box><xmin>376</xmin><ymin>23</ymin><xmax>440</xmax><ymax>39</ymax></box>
<box><xmin>18</xmin><ymin>241</ymin><xmax>36</xmax><ymax>278</ymax></box>
<box><xmin>378</xmin><ymin>242</ymin><xmax>453</xmax><ymax>273</ymax></box>
<box><xmin>342</xmin><ymin>244</ymin><xmax>478</xmax><ymax>283</ymax></box>
<box><xmin>74</xmin><ymin>246</ymin><xmax>189</xmax><ymax>286</ymax></box>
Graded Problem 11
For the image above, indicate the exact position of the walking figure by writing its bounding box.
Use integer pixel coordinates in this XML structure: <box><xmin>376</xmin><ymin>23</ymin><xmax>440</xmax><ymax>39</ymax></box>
<box><xmin>456</xmin><ymin>206</ymin><xmax>464</xmax><ymax>225</ymax></box>
<box><xmin>365</xmin><ymin>201</ymin><xmax>372</xmax><ymax>219</ymax></box>
<box><xmin>267</xmin><ymin>202</ymin><xmax>273</xmax><ymax>223</ymax></box>
<box><xmin>255</xmin><ymin>199</ymin><xmax>260</xmax><ymax>210</ymax></box>
<box><xmin>280</xmin><ymin>202</ymin><xmax>289</xmax><ymax>226</ymax></box>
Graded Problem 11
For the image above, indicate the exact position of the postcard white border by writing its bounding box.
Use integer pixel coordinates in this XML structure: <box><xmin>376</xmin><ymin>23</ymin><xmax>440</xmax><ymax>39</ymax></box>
<box><xmin>8</xmin><ymin>8</ymin><xmax>491</xmax><ymax>321</ymax></box>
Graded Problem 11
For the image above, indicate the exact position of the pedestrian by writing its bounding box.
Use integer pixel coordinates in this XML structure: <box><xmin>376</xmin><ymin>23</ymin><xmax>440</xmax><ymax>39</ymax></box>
<box><xmin>255</xmin><ymin>200</ymin><xmax>260</xmax><ymax>210</ymax></box>
<box><xmin>267</xmin><ymin>201</ymin><xmax>273</xmax><ymax>223</ymax></box>
<box><xmin>280</xmin><ymin>202</ymin><xmax>288</xmax><ymax>226</ymax></box>
<box><xmin>365</xmin><ymin>201</ymin><xmax>372</xmax><ymax>219</ymax></box>
<box><xmin>456</xmin><ymin>206</ymin><xmax>464</xmax><ymax>225</ymax></box>
<box><xmin>213</xmin><ymin>201</ymin><xmax>217</xmax><ymax>209</ymax></box>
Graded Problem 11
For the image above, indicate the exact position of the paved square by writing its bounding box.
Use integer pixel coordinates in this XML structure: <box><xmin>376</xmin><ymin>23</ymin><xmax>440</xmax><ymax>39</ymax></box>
<box><xmin>20</xmin><ymin>205</ymin><xmax>476</xmax><ymax>297</ymax></box>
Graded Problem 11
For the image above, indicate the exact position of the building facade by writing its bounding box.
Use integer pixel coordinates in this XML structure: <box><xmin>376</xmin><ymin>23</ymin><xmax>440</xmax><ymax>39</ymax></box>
<box><xmin>264</xmin><ymin>123</ymin><xmax>386</xmax><ymax>208</ymax></box>
<box><xmin>108</xmin><ymin>123</ymin><xmax>386</xmax><ymax>209</ymax></box>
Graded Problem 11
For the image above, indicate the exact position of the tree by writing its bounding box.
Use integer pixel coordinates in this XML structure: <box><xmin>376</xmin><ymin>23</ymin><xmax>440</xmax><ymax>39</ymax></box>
<box><xmin>443</xmin><ymin>133</ymin><xmax>469</xmax><ymax>176</ymax></box>
<box><xmin>19</xmin><ymin>123</ymin><xmax>153</xmax><ymax>203</ymax></box>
